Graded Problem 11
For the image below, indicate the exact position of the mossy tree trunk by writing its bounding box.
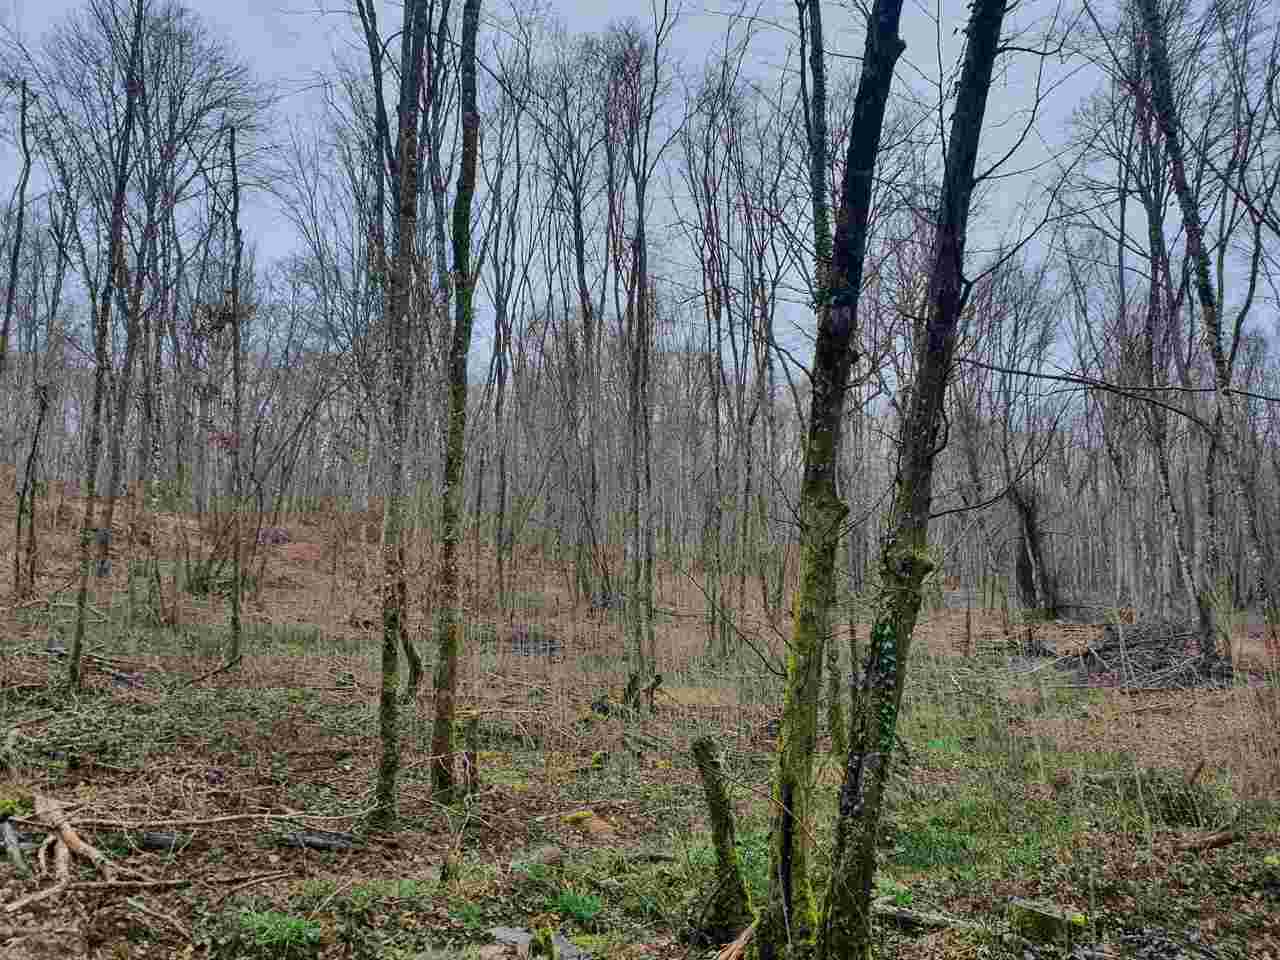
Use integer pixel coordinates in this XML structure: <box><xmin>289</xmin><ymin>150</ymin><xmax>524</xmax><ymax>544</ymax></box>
<box><xmin>430</xmin><ymin>0</ymin><xmax>482</xmax><ymax>803</ymax></box>
<box><xmin>819</xmin><ymin>0</ymin><xmax>1007</xmax><ymax>954</ymax></box>
<box><xmin>750</xmin><ymin>1</ymin><xmax>904</xmax><ymax>956</ymax></box>
<box><xmin>368</xmin><ymin>0</ymin><xmax>431</xmax><ymax>828</ymax></box>
<box><xmin>690</xmin><ymin>736</ymin><xmax>751</xmax><ymax>943</ymax></box>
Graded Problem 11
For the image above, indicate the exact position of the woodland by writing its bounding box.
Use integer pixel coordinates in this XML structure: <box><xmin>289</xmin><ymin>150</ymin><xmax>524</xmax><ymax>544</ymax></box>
<box><xmin>0</xmin><ymin>0</ymin><xmax>1277</xmax><ymax>958</ymax></box>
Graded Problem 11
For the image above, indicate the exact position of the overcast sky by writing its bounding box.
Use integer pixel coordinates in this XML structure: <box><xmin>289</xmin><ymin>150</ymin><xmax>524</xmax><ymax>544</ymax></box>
<box><xmin>0</xmin><ymin>0</ymin><xmax>1090</xmax><ymax>360</ymax></box>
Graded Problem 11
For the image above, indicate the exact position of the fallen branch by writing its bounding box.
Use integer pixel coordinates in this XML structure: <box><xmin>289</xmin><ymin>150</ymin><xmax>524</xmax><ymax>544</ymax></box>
<box><xmin>5</xmin><ymin>871</ymin><xmax>290</xmax><ymax>915</ymax></box>
<box><xmin>52</xmin><ymin>838</ymin><xmax>69</xmax><ymax>881</ymax></box>
<box><xmin>1173</xmin><ymin>829</ymin><xmax>1242</xmax><ymax>853</ymax></box>
<box><xmin>69</xmin><ymin>807</ymin><xmax>373</xmax><ymax>830</ymax></box>
<box><xmin>715</xmin><ymin>920</ymin><xmax>754</xmax><ymax>960</ymax></box>
<box><xmin>35</xmin><ymin>794</ymin><xmax>145</xmax><ymax>881</ymax></box>
<box><xmin>0</xmin><ymin>924</ymin><xmax>78</xmax><ymax>940</ymax></box>
<box><xmin>35</xmin><ymin>834</ymin><xmax>55</xmax><ymax>876</ymax></box>
<box><xmin>871</xmin><ymin>898</ymin><xmax>985</xmax><ymax>931</ymax></box>
<box><xmin>180</xmin><ymin>654</ymin><xmax>243</xmax><ymax>688</ymax></box>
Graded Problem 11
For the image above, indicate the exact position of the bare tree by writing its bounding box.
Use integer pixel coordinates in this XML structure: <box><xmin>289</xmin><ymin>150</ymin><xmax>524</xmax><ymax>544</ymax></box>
<box><xmin>752</xmin><ymin>0</ymin><xmax>908</xmax><ymax>953</ymax></box>
<box><xmin>532</xmin><ymin>30</ymin><xmax>611</xmax><ymax>601</ymax></box>
<box><xmin>819</xmin><ymin>0</ymin><xmax>1008</xmax><ymax>953</ymax></box>
<box><xmin>54</xmin><ymin>0</ymin><xmax>143</xmax><ymax>687</ymax></box>
<box><xmin>226</xmin><ymin>127</ymin><xmax>245</xmax><ymax>662</ymax></box>
<box><xmin>0</xmin><ymin>77</ymin><xmax>30</xmax><ymax>390</ymax></box>
<box><xmin>351</xmin><ymin>0</ymin><xmax>433</xmax><ymax>826</ymax></box>
<box><xmin>429</xmin><ymin>0</ymin><xmax>482</xmax><ymax>803</ymax></box>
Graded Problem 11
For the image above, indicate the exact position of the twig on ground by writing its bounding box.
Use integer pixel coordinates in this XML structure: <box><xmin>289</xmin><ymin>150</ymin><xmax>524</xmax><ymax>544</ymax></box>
<box><xmin>65</xmin><ymin>879</ymin><xmax>191</xmax><ymax>893</ymax></box>
<box><xmin>8</xmin><ymin>713</ymin><xmax>55</xmax><ymax>730</ymax></box>
<box><xmin>211</xmin><ymin>870</ymin><xmax>293</xmax><ymax>909</ymax></box>
<box><xmin>180</xmin><ymin>654</ymin><xmax>243</xmax><ymax>688</ymax></box>
<box><xmin>1185</xmin><ymin>759</ymin><xmax>1206</xmax><ymax>786</ymax></box>
<box><xmin>7</xmin><ymin>870</ymin><xmax>291</xmax><ymax>915</ymax></box>
<box><xmin>871</xmin><ymin>897</ymin><xmax>985</xmax><ymax>931</ymax></box>
<box><xmin>3</xmin><ymin>881</ymin><xmax>68</xmax><ymax>913</ymax></box>
<box><xmin>0</xmin><ymin>924</ymin><xmax>78</xmax><ymax>939</ymax></box>
<box><xmin>126</xmin><ymin>896</ymin><xmax>192</xmax><ymax>942</ymax></box>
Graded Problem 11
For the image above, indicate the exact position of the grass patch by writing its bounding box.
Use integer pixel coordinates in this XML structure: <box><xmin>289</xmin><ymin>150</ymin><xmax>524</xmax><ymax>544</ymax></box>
<box><xmin>209</xmin><ymin>909</ymin><xmax>321</xmax><ymax>958</ymax></box>
<box><xmin>551</xmin><ymin>887</ymin><xmax>604</xmax><ymax>927</ymax></box>
<box><xmin>889</xmin><ymin>812</ymin><xmax>977</xmax><ymax>870</ymax></box>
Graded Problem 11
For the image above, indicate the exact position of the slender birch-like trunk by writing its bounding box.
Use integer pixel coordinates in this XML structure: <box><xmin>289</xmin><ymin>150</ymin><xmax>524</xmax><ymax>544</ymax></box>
<box><xmin>70</xmin><ymin>0</ymin><xmax>146</xmax><ymax>689</ymax></box>
<box><xmin>430</xmin><ymin>0</ymin><xmax>482</xmax><ymax>802</ymax></box>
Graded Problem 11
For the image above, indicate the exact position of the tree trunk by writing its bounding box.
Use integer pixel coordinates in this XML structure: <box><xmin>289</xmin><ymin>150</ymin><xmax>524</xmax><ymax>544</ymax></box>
<box><xmin>1134</xmin><ymin>0</ymin><xmax>1267</xmax><ymax>658</ymax></box>
<box><xmin>70</xmin><ymin>0</ymin><xmax>145</xmax><ymax>690</ymax></box>
<box><xmin>14</xmin><ymin>385</ymin><xmax>49</xmax><ymax>597</ymax></box>
<box><xmin>226</xmin><ymin>127</ymin><xmax>245</xmax><ymax>663</ymax></box>
<box><xmin>751</xmin><ymin>0</ymin><xmax>904</xmax><ymax>954</ymax></box>
<box><xmin>430</xmin><ymin>0</ymin><xmax>482</xmax><ymax>802</ymax></box>
<box><xmin>691</xmin><ymin>736</ymin><xmax>752</xmax><ymax>944</ymax></box>
<box><xmin>369</xmin><ymin>0</ymin><xmax>431</xmax><ymax>828</ymax></box>
<box><xmin>0</xmin><ymin>79</ymin><xmax>30</xmax><ymax>395</ymax></box>
<box><xmin>819</xmin><ymin>0</ymin><xmax>1006</xmax><ymax>955</ymax></box>
<box><xmin>1008</xmin><ymin>484</ymin><xmax>1056</xmax><ymax>616</ymax></box>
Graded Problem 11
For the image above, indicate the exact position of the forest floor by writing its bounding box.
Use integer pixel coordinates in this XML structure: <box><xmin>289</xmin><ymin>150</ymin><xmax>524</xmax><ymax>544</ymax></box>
<box><xmin>0</xmin><ymin>481</ymin><xmax>1278</xmax><ymax>959</ymax></box>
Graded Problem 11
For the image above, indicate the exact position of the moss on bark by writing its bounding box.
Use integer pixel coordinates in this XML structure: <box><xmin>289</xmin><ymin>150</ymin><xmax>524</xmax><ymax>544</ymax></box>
<box><xmin>690</xmin><ymin>736</ymin><xmax>752</xmax><ymax>944</ymax></box>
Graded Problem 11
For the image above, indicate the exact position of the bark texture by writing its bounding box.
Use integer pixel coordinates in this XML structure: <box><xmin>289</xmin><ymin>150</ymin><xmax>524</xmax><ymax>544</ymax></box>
<box><xmin>820</xmin><ymin>0</ymin><xmax>1007</xmax><ymax>955</ymax></box>
<box><xmin>690</xmin><ymin>736</ymin><xmax>752</xmax><ymax>944</ymax></box>
<box><xmin>372</xmin><ymin>0</ymin><xmax>431</xmax><ymax>827</ymax></box>
<box><xmin>751</xmin><ymin>0</ymin><xmax>905</xmax><ymax>956</ymax></box>
<box><xmin>227</xmin><ymin>126</ymin><xmax>245</xmax><ymax>662</ymax></box>
<box><xmin>1133</xmin><ymin>0</ymin><xmax>1271</xmax><ymax>654</ymax></box>
<box><xmin>430</xmin><ymin>0</ymin><xmax>482</xmax><ymax>801</ymax></box>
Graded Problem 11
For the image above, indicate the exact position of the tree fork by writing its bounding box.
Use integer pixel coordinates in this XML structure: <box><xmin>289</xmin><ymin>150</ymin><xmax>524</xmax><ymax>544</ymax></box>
<box><xmin>820</xmin><ymin>0</ymin><xmax>1007</xmax><ymax>953</ymax></box>
<box><xmin>750</xmin><ymin>0</ymin><xmax>904</xmax><ymax>954</ymax></box>
<box><xmin>70</xmin><ymin>0</ymin><xmax>146</xmax><ymax>690</ymax></box>
<box><xmin>1133</xmin><ymin>0</ymin><xmax>1273</xmax><ymax>656</ymax></box>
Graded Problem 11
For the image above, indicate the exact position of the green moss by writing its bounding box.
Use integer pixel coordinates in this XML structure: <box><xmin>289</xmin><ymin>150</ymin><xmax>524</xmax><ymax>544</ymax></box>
<box><xmin>0</xmin><ymin>794</ymin><xmax>31</xmax><ymax>818</ymax></box>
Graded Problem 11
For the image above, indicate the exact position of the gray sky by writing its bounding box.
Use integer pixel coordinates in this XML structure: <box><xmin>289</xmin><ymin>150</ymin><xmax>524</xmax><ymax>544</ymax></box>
<box><xmin>0</xmin><ymin>0</ymin><xmax>1092</xmax><ymax>361</ymax></box>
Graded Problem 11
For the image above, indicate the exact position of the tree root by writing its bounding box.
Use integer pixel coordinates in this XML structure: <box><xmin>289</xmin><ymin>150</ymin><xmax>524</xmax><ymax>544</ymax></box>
<box><xmin>4</xmin><ymin>794</ymin><xmax>298</xmax><ymax>917</ymax></box>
